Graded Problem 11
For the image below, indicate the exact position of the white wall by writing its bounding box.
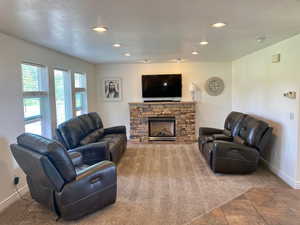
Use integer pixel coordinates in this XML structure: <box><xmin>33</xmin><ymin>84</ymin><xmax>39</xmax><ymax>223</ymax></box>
<box><xmin>232</xmin><ymin>34</ymin><xmax>300</xmax><ymax>188</ymax></box>
<box><xmin>96</xmin><ymin>62</ymin><xmax>232</xmax><ymax>137</ymax></box>
<box><xmin>0</xmin><ymin>32</ymin><xmax>97</xmax><ymax>211</ymax></box>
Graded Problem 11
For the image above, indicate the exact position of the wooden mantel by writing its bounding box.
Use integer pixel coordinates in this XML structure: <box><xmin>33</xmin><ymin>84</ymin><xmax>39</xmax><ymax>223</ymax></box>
<box><xmin>129</xmin><ymin>101</ymin><xmax>196</xmax><ymax>142</ymax></box>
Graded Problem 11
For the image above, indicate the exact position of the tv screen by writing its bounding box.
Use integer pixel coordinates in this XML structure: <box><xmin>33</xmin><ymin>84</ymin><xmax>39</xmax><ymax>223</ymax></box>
<box><xmin>142</xmin><ymin>74</ymin><xmax>182</xmax><ymax>98</ymax></box>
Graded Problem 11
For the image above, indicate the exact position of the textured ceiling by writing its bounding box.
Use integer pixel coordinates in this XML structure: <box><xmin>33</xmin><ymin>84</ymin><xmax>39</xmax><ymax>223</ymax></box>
<box><xmin>0</xmin><ymin>0</ymin><xmax>300</xmax><ymax>64</ymax></box>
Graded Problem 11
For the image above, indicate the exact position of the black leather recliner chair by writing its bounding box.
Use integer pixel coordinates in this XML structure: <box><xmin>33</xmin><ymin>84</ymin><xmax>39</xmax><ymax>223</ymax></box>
<box><xmin>10</xmin><ymin>133</ymin><xmax>117</xmax><ymax>220</ymax></box>
<box><xmin>56</xmin><ymin>112</ymin><xmax>127</xmax><ymax>164</ymax></box>
<box><xmin>199</xmin><ymin>113</ymin><xmax>273</xmax><ymax>174</ymax></box>
<box><xmin>198</xmin><ymin>111</ymin><xmax>245</xmax><ymax>151</ymax></box>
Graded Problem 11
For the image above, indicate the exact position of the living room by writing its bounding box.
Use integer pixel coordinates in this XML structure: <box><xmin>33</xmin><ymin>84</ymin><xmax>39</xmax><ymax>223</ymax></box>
<box><xmin>0</xmin><ymin>0</ymin><xmax>300</xmax><ymax>224</ymax></box>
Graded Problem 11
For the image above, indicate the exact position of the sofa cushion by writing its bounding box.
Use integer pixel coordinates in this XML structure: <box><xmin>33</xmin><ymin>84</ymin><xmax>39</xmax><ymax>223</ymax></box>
<box><xmin>80</xmin><ymin>128</ymin><xmax>105</xmax><ymax>146</ymax></box>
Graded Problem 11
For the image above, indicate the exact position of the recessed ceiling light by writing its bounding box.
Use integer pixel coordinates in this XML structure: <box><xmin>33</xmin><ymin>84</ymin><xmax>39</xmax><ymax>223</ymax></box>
<box><xmin>93</xmin><ymin>26</ymin><xmax>108</xmax><ymax>32</ymax></box>
<box><xmin>200</xmin><ymin>41</ymin><xmax>208</xmax><ymax>45</ymax></box>
<box><xmin>124</xmin><ymin>53</ymin><xmax>131</xmax><ymax>57</ymax></box>
<box><xmin>192</xmin><ymin>51</ymin><xmax>199</xmax><ymax>55</ymax></box>
<box><xmin>137</xmin><ymin>59</ymin><xmax>151</xmax><ymax>63</ymax></box>
<box><xmin>172</xmin><ymin>58</ymin><xmax>185</xmax><ymax>63</ymax></box>
<box><xmin>113</xmin><ymin>43</ymin><xmax>121</xmax><ymax>47</ymax></box>
<box><xmin>212</xmin><ymin>22</ymin><xmax>226</xmax><ymax>28</ymax></box>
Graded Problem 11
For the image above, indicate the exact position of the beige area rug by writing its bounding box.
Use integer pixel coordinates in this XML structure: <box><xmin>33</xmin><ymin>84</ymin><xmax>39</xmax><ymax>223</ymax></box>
<box><xmin>0</xmin><ymin>143</ymin><xmax>287</xmax><ymax>225</ymax></box>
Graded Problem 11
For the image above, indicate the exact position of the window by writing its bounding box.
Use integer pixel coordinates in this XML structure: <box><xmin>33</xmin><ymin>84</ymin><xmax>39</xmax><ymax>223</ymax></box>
<box><xmin>54</xmin><ymin>69</ymin><xmax>72</xmax><ymax>125</ymax></box>
<box><xmin>23</xmin><ymin>98</ymin><xmax>42</xmax><ymax>135</ymax></box>
<box><xmin>73</xmin><ymin>73</ymin><xmax>88</xmax><ymax>116</ymax></box>
<box><xmin>74</xmin><ymin>73</ymin><xmax>86</xmax><ymax>88</ymax></box>
<box><xmin>21</xmin><ymin>63</ymin><xmax>50</xmax><ymax>136</ymax></box>
<box><xmin>75</xmin><ymin>92</ymin><xmax>85</xmax><ymax>116</ymax></box>
<box><xmin>21</xmin><ymin>65</ymin><xmax>89</xmax><ymax>136</ymax></box>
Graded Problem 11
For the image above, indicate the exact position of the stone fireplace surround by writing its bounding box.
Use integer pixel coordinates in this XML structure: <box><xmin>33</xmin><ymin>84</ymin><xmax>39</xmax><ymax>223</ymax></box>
<box><xmin>129</xmin><ymin>101</ymin><xmax>196</xmax><ymax>142</ymax></box>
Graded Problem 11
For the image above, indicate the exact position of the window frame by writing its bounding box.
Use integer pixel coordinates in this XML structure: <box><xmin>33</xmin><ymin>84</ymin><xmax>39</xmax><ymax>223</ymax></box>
<box><xmin>53</xmin><ymin>68</ymin><xmax>73</xmax><ymax>126</ymax></box>
<box><xmin>21</xmin><ymin>62</ymin><xmax>51</xmax><ymax>137</ymax></box>
<box><xmin>72</xmin><ymin>72</ymin><xmax>88</xmax><ymax>116</ymax></box>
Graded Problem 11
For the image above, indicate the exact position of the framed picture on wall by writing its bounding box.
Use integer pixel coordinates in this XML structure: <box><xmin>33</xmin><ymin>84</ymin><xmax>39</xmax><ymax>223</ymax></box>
<box><xmin>103</xmin><ymin>78</ymin><xmax>122</xmax><ymax>101</ymax></box>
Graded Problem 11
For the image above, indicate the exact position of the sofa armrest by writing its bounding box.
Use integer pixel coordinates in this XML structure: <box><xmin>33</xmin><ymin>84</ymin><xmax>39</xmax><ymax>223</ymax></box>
<box><xmin>104</xmin><ymin>126</ymin><xmax>126</xmax><ymax>135</ymax></box>
<box><xmin>212</xmin><ymin>134</ymin><xmax>233</xmax><ymax>141</ymax></box>
<box><xmin>68</xmin><ymin>151</ymin><xmax>83</xmax><ymax>167</ymax></box>
<box><xmin>70</xmin><ymin>142</ymin><xmax>110</xmax><ymax>165</ymax></box>
<box><xmin>199</xmin><ymin>127</ymin><xmax>223</xmax><ymax>136</ymax></box>
<box><xmin>57</xmin><ymin>161</ymin><xmax>116</xmax><ymax>211</ymax></box>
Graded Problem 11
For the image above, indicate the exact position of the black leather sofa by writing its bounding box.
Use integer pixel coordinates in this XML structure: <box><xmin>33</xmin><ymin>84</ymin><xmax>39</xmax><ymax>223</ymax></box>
<box><xmin>11</xmin><ymin>133</ymin><xmax>117</xmax><ymax>220</ymax></box>
<box><xmin>56</xmin><ymin>112</ymin><xmax>127</xmax><ymax>164</ymax></box>
<box><xmin>198</xmin><ymin>112</ymin><xmax>273</xmax><ymax>174</ymax></box>
<box><xmin>198</xmin><ymin>111</ymin><xmax>245</xmax><ymax>151</ymax></box>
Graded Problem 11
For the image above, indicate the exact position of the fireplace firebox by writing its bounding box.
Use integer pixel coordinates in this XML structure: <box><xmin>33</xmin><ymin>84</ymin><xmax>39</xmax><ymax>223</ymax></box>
<box><xmin>148</xmin><ymin>117</ymin><xmax>176</xmax><ymax>141</ymax></box>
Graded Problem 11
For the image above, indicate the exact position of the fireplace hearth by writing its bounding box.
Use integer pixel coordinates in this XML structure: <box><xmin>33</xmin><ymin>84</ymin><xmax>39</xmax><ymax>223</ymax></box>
<box><xmin>148</xmin><ymin>117</ymin><xmax>176</xmax><ymax>141</ymax></box>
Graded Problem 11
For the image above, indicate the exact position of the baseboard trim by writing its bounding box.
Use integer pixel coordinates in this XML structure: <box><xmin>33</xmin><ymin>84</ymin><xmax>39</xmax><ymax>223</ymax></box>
<box><xmin>0</xmin><ymin>185</ymin><xmax>29</xmax><ymax>213</ymax></box>
<box><xmin>294</xmin><ymin>181</ymin><xmax>300</xmax><ymax>189</ymax></box>
<box><xmin>260</xmin><ymin>158</ymin><xmax>299</xmax><ymax>189</ymax></box>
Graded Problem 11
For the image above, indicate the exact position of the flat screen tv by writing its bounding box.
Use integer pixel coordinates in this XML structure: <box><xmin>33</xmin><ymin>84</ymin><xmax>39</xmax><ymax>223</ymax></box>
<box><xmin>142</xmin><ymin>74</ymin><xmax>182</xmax><ymax>99</ymax></box>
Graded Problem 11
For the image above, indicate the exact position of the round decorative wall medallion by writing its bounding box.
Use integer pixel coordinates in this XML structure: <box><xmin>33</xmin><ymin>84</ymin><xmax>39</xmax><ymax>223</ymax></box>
<box><xmin>205</xmin><ymin>77</ymin><xmax>225</xmax><ymax>96</ymax></box>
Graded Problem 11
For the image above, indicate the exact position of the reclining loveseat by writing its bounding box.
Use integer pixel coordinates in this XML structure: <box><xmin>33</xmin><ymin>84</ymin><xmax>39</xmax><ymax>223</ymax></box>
<box><xmin>198</xmin><ymin>112</ymin><xmax>273</xmax><ymax>174</ymax></box>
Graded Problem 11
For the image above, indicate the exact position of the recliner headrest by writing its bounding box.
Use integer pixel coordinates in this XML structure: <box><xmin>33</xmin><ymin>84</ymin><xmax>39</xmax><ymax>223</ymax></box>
<box><xmin>224</xmin><ymin>111</ymin><xmax>245</xmax><ymax>136</ymax></box>
<box><xmin>17</xmin><ymin>133</ymin><xmax>76</xmax><ymax>182</ymax></box>
<box><xmin>78</xmin><ymin>114</ymin><xmax>97</xmax><ymax>133</ymax></box>
<box><xmin>88</xmin><ymin>112</ymin><xmax>104</xmax><ymax>129</ymax></box>
<box><xmin>238</xmin><ymin>116</ymin><xmax>269</xmax><ymax>148</ymax></box>
<box><xmin>57</xmin><ymin>117</ymin><xmax>86</xmax><ymax>149</ymax></box>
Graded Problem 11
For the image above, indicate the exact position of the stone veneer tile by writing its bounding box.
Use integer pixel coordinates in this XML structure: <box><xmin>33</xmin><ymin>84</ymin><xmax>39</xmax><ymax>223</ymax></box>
<box><xmin>129</xmin><ymin>102</ymin><xmax>196</xmax><ymax>143</ymax></box>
